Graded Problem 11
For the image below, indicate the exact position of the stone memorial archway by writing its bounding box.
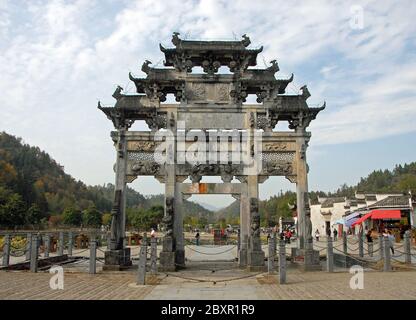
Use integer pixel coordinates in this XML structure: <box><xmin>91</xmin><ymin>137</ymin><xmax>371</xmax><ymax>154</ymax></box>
<box><xmin>98</xmin><ymin>33</ymin><xmax>324</xmax><ymax>271</ymax></box>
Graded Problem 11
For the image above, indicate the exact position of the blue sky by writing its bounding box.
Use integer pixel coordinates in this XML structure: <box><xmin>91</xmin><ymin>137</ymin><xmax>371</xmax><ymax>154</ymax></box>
<box><xmin>0</xmin><ymin>0</ymin><xmax>415</xmax><ymax>209</ymax></box>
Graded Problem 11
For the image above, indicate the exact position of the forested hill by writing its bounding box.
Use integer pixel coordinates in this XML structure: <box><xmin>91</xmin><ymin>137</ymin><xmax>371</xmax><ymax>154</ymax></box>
<box><xmin>0</xmin><ymin>132</ymin><xmax>211</xmax><ymax>227</ymax></box>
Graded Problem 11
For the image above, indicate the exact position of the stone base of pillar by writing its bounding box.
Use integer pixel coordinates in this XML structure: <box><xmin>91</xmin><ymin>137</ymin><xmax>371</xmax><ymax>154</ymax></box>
<box><xmin>159</xmin><ymin>251</ymin><xmax>176</xmax><ymax>271</ymax></box>
<box><xmin>103</xmin><ymin>248</ymin><xmax>132</xmax><ymax>271</ymax></box>
<box><xmin>238</xmin><ymin>249</ymin><xmax>248</xmax><ymax>267</ymax></box>
<box><xmin>247</xmin><ymin>250</ymin><xmax>265</xmax><ymax>271</ymax></box>
<box><xmin>175</xmin><ymin>249</ymin><xmax>185</xmax><ymax>268</ymax></box>
<box><xmin>291</xmin><ymin>247</ymin><xmax>321</xmax><ymax>271</ymax></box>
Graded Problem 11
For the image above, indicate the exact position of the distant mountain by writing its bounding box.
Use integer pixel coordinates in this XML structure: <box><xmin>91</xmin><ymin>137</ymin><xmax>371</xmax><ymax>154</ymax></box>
<box><xmin>0</xmin><ymin>132</ymin><xmax>212</xmax><ymax>227</ymax></box>
<box><xmin>195</xmin><ymin>201</ymin><xmax>223</xmax><ymax>212</ymax></box>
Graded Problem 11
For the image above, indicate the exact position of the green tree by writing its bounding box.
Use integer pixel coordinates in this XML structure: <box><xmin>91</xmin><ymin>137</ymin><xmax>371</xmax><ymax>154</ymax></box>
<box><xmin>62</xmin><ymin>207</ymin><xmax>82</xmax><ymax>226</ymax></box>
<box><xmin>83</xmin><ymin>206</ymin><xmax>102</xmax><ymax>228</ymax></box>
<box><xmin>102</xmin><ymin>212</ymin><xmax>112</xmax><ymax>226</ymax></box>
<box><xmin>0</xmin><ymin>186</ymin><xmax>26</xmax><ymax>227</ymax></box>
<box><xmin>26</xmin><ymin>203</ymin><xmax>45</xmax><ymax>226</ymax></box>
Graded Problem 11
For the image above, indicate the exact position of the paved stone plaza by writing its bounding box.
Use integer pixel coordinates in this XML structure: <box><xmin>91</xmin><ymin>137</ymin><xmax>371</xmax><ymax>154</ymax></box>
<box><xmin>1</xmin><ymin>267</ymin><xmax>416</xmax><ymax>300</ymax></box>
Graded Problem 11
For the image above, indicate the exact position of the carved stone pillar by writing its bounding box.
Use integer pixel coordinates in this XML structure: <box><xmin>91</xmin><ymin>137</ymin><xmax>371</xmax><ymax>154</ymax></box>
<box><xmin>295</xmin><ymin>131</ymin><xmax>309</xmax><ymax>250</ymax></box>
<box><xmin>104</xmin><ymin>129</ymin><xmax>132</xmax><ymax>270</ymax></box>
<box><xmin>160</xmin><ymin>110</ymin><xmax>180</xmax><ymax>271</ymax></box>
<box><xmin>247</xmin><ymin>175</ymin><xmax>265</xmax><ymax>270</ymax></box>
<box><xmin>238</xmin><ymin>180</ymin><xmax>249</xmax><ymax>267</ymax></box>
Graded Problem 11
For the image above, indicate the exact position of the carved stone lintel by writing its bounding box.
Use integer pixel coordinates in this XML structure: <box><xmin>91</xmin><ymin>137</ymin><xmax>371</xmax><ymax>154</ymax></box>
<box><xmin>235</xmin><ymin>175</ymin><xmax>247</xmax><ymax>183</ymax></box>
<box><xmin>266</xmin><ymin>162</ymin><xmax>293</xmax><ymax>175</ymax></box>
<box><xmin>145</xmin><ymin>113</ymin><xmax>167</xmax><ymax>131</ymax></box>
<box><xmin>131</xmin><ymin>161</ymin><xmax>160</xmax><ymax>176</ymax></box>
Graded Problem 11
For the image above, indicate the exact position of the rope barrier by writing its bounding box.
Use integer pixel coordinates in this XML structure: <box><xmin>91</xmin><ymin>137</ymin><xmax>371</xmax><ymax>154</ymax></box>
<box><xmin>186</xmin><ymin>245</ymin><xmax>237</xmax><ymax>255</ymax></box>
<box><xmin>333</xmin><ymin>247</ymin><xmax>379</xmax><ymax>270</ymax></box>
<box><xmin>162</xmin><ymin>271</ymin><xmax>266</xmax><ymax>284</ymax></box>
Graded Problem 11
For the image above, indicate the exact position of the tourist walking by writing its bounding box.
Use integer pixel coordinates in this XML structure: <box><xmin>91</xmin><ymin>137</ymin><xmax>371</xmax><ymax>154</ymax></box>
<box><xmin>315</xmin><ymin>229</ymin><xmax>320</xmax><ymax>241</ymax></box>
<box><xmin>195</xmin><ymin>232</ymin><xmax>200</xmax><ymax>246</ymax></box>
<box><xmin>285</xmin><ymin>229</ymin><xmax>292</xmax><ymax>244</ymax></box>
<box><xmin>150</xmin><ymin>228</ymin><xmax>156</xmax><ymax>238</ymax></box>
<box><xmin>387</xmin><ymin>230</ymin><xmax>395</xmax><ymax>254</ymax></box>
<box><xmin>366</xmin><ymin>229</ymin><xmax>373</xmax><ymax>243</ymax></box>
<box><xmin>333</xmin><ymin>228</ymin><xmax>338</xmax><ymax>241</ymax></box>
<box><xmin>326</xmin><ymin>228</ymin><xmax>331</xmax><ymax>238</ymax></box>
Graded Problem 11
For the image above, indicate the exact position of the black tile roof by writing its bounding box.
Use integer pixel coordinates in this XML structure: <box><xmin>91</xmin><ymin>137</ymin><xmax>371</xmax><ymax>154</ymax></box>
<box><xmin>367</xmin><ymin>195</ymin><xmax>411</xmax><ymax>209</ymax></box>
<box><xmin>321</xmin><ymin>197</ymin><xmax>346</xmax><ymax>208</ymax></box>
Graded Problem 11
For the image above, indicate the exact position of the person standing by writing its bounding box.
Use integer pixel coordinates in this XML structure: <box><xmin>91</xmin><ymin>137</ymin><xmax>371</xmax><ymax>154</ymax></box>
<box><xmin>366</xmin><ymin>229</ymin><xmax>373</xmax><ymax>243</ymax></box>
<box><xmin>195</xmin><ymin>232</ymin><xmax>200</xmax><ymax>246</ymax></box>
<box><xmin>326</xmin><ymin>228</ymin><xmax>331</xmax><ymax>238</ymax></box>
<box><xmin>150</xmin><ymin>228</ymin><xmax>156</xmax><ymax>238</ymax></box>
<box><xmin>387</xmin><ymin>230</ymin><xmax>395</xmax><ymax>255</ymax></box>
<box><xmin>333</xmin><ymin>228</ymin><xmax>338</xmax><ymax>241</ymax></box>
<box><xmin>315</xmin><ymin>229</ymin><xmax>320</xmax><ymax>241</ymax></box>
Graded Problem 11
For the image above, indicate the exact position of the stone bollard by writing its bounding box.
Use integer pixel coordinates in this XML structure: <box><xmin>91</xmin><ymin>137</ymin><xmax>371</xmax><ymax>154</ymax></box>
<box><xmin>368</xmin><ymin>242</ymin><xmax>373</xmax><ymax>257</ymax></box>
<box><xmin>2</xmin><ymin>234</ymin><xmax>10</xmax><ymax>267</ymax></box>
<box><xmin>58</xmin><ymin>232</ymin><xmax>64</xmax><ymax>256</ymax></box>
<box><xmin>30</xmin><ymin>235</ymin><xmax>38</xmax><ymax>273</ymax></box>
<box><xmin>137</xmin><ymin>237</ymin><xmax>148</xmax><ymax>285</ymax></box>
<box><xmin>379</xmin><ymin>236</ymin><xmax>384</xmax><ymax>260</ymax></box>
<box><xmin>44</xmin><ymin>234</ymin><xmax>50</xmax><ymax>258</ymax></box>
<box><xmin>25</xmin><ymin>233</ymin><xmax>32</xmax><ymax>261</ymax></box>
<box><xmin>67</xmin><ymin>232</ymin><xmax>73</xmax><ymax>257</ymax></box>
<box><xmin>358</xmin><ymin>232</ymin><xmax>364</xmax><ymax>258</ymax></box>
<box><xmin>89</xmin><ymin>236</ymin><xmax>97</xmax><ymax>275</ymax></box>
<box><xmin>150</xmin><ymin>237</ymin><xmax>157</xmax><ymax>275</ymax></box>
<box><xmin>326</xmin><ymin>236</ymin><xmax>334</xmax><ymax>273</ymax></box>
<box><xmin>404</xmin><ymin>231</ymin><xmax>411</xmax><ymax>264</ymax></box>
<box><xmin>267</xmin><ymin>237</ymin><xmax>275</xmax><ymax>274</ymax></box>
<box><xmin>343</xmin><ymin>231</ymin><xmax>348</xmax><ymax>254</ymax></box>
<box><xmin>106</xmin><ymin>233</ymin><xmax>111</xmax><ymax>250</ymax></box>
<box><xmin>278</xmin><ymin>239</ymin><xmax>286</xmax><ymax>284</ymax></box>
<box><xmin>238</xmin><ymin>234</ymin><xmax>248</xmax><ymax>267</ymax></box>
<box><xmin>383</xmin><ymin>236</ymin><xmax>391</xmax><ymax>272</ymax></box>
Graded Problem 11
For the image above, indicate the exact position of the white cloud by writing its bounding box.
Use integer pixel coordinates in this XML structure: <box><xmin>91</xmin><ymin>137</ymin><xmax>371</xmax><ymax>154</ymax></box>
<box><xmin>0</xmin><ymin>0</ymin><xmax>415</xmax><ymax>199</ymax></box>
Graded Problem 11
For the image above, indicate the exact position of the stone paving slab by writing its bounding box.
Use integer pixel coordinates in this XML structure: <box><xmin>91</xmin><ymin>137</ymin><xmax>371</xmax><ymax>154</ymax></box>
<box><xmin>1</xmin><ymin>267</ymin><xmax>416</xmax><ymax>300</ymax></box>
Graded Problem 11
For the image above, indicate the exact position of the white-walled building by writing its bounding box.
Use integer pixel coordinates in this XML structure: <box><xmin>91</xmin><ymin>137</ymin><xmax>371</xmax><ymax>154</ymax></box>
<box><xmin>310</xmin><ymin>192</ymin><xmax>408</xmax><ymax>236</ymax></box>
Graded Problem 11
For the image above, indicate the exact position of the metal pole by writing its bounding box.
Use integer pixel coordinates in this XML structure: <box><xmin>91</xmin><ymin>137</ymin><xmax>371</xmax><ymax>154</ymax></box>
<box><xmin>404</xmin><ymin>230</ymin><xmax>411</xmax><ymax>264</ymax></box>
<box><xmin>343</xmin><ymin>231</ymin><xmax>347</xmax><ymax>254</ymax></box>
<box><xmin>2</xmin><ymin>234</ymin><xmax>10</xmax><ymax>267</ymax></box>
<box><xmin>150</xmin><ymin>237</ymin><xmax>157</xmax><ymax>275</ymax></box>
<box><xmin>383</xmin><ymin>236</ymin><xmax>391</xmax><ymax>272</ymax></box>
<box><xmin>326</xmin><ymin>236</ymin><xmax>334</xmax><ymax>273</ymax></box>
<box><xmin>89</xmin><ymin>236</ymin><xmax>97</xmax><ymax>274</ymax></box>
<box><xmin>25</xmin><ymin>233</ymin><xmax>32</xmax><ymax>261</ymax></box>
<box><xmin>137</xmin><ymin>238</ymin><xmax>147</xmax><ymax>285</ymax></box>
<box><xmin>279</xmin><ymin>239</ymin><xmax>286</xmax><ymax>284</ymax></box>
<box><xmin>30</xmin><ymin>235</ymin><xmax>38</xmax><ymax>273</ymax></box>
<box><xmin>58</xmin><ymin>231</ymin><xmax>64</xmax><ymax>256</ymax></box>
<box><xmin>44</xmin><ymin>234</ymin><xmax>50</xmax><ymax>258</ymax></box>
<box><xmin>67</xmin><ymin>232</ymin><xmax>73</xmax><ymax>256</ymax></box>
